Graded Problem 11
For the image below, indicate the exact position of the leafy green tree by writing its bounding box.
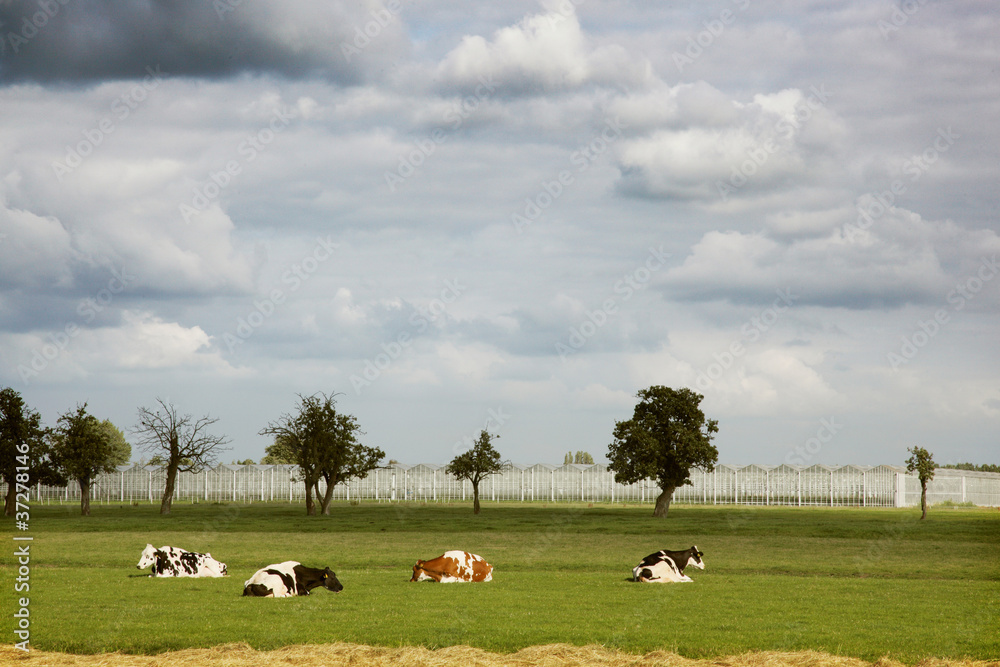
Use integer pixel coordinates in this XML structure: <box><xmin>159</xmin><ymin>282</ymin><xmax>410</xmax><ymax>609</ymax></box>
<box><xmin>574</xmin><ymin>451</ymin><xmax>594</xmax><ymax>464</ymax></box>
<box><xmin>905</xmin><ymin>446</ymin><xmax>937</xmax><ymax>520</ymax></box>
<box><xmin>50</xmin><ymin>405</ymin><xmax>122</xmax><ymax>516</ymax></box>
<box><xmin>260</xmin><ymin>392</ymin><xmax>383</xmax><ymax>516</ymax></box>
<box><xmin>1</xmin><ymin>388</ymin><xmax>64</xmax><ymax>516</ymax></box>
<box><xmin>260</xmin><ymin>434</ymin><xmax>297</xmax><ymax>464</ymax></box>
<box><xmin>563</xmin><ymin>451</ymin><xmax>572</xmax><ymax>465</ymax></box>
<box><xmin>446</xmin><ymin>430</ymin><xmax>506</xmax><ymax>515</ymax></box>
<box><xmin>133</xmin><ymin>398</ymin><xmax>230</xmax><ymax>515</ymax></box>
<box><xmin>607</xmin><ymin>386</ymin><xmax>719</xmax><ymax>518</ymax></box>
<box><xmin>97</xmin><ymin>419</ymin><xmax>131</xmax><ymax>466</ymax></box>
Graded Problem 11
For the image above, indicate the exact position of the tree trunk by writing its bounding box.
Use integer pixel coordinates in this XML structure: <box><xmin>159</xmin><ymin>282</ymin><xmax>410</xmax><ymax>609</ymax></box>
<box><xmin>160</xmin><ymin>464</ymin><xmax>177</xmax><ymax>515</ymax></box>
<box><xmin>652</xmin><ymin>485</ymin><xmax>675</xmax><ymax>518</ymax></box>
<box><xmin>920</xmin><ymin>482</ymin><xmax>928</xmax><ymax>520</ymax></box>
<box><xmin>304</xmin><ymin>476</ymin><xmax>317</xmax><ymax>516</ymax></box>
<box><xmin>472</xmin><ymin>480</ymin><xmax>481</xmax><ymax>515</ymax></box>
<box><xmin>320</xmin><ymin>477</ymin><xmax>335</xmax><ymax>515</ymax></box>
<box><xmin>79</xmin><ymin>476</ymin><xmax>91</xmax><ymax>516</ymax></box>
<box><xmin>4</xmin><ymin>481</ymin><xmax>15</xmax><ymax>517</ymax></box>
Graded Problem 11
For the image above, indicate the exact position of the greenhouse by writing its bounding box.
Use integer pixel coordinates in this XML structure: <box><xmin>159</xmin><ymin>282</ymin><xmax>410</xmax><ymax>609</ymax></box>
<box><xmin>14</xmin><ymin>462</ymin><xmax>1000</xmax><ymax>508</ymax></box>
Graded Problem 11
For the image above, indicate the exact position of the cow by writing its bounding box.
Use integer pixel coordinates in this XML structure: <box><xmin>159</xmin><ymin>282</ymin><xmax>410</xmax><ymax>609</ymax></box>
<box><xmin>410</xmin><ymin>550</ymin><xmax>493</xmax><ymax>582</ymax></box>
<box><xmin>242</xmin><ymin>561</ymin><xmax>343</xmax><ymax>597</ymax></box>
<box><xmin>632</xmin><ymin>546</ymin><xmax>704</xmax><ymax>583</ymax></box>
<box><xmin>137</xmin><ymin>544</ymin><xmax>228</xmax><ymax>578</ymax></box>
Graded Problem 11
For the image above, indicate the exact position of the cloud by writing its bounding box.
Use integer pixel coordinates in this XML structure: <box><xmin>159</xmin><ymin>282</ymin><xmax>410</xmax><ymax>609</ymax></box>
<box><xmin>0</xmin><ymin>198</ymin><xmax>76</xmax><ymax>289</ymax></box>
<box><xmin>614</xmin><ymin>83</ymin><xmax>847</xmax><ymax>202</ymax></box>
<box><xmin>3</xmin><ymin>309</ymin><xmax>245</xmax><ymax>385</ymax></box>
<box><xmin>434</xmin><ymin>7</ymin><xmax>651</xmax><ymax>95</ymax></box>
<box><xmin>660</xmin><ymin>204</ymin><xmax>1000</xmax><ymax>310</ymax></box>
<box><xmin>0</xmin><ymin>0</ymin><xmax>410</xmax><ymax>84</ymax></box>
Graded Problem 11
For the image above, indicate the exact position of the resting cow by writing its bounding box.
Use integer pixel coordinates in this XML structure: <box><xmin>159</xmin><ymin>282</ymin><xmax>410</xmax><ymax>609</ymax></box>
<box><xmin>632</xmin><ymin>546</ymin><xmax>704</xmax><ymax>583</ymax></box>
<box><xmin>242</xmin><ymin>561</ymin><xmax>343</xmax><ymax>597</ymax></box>
<box><xmin>137</xmin><ymin>544</ymin><xmax>228</xmax><ymax>577</ymax></box>
<box><xmin>410</xmin><ymin>550</ymin><xmax>493</xmax><ymax>582</ymax></box>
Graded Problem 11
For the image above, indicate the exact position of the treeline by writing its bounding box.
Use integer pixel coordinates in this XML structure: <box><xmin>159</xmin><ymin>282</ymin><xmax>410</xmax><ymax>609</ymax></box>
<box><xmin>941</xmin><ymin>463</ymin><xmax>1000</xmax><ymax>473</ymax></box>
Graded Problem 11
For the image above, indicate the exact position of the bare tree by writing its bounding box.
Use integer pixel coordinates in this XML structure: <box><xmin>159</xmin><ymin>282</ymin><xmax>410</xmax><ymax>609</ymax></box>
<box><xmin>133</xmin><ymin>398</ymin><xmax>230</xmax><ymax>515</ymax></box>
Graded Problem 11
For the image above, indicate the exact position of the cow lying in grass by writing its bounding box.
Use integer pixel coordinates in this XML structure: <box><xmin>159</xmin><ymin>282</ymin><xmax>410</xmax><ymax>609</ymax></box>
<box><xmin>410</xmin><ymin>550</ymin><xmax>493</xmax><ymax>582</ymax></box>
<box><xmin>632</xmin><ymin>546</ymin><xmax>704</xmax><ymax>583</ymax></box>
<box><xmin>242</xmin><ymin>561</ymin><xmax>343</xmax><ymax>597</ymax></box>
<box><xmin>137</xmin><ymin>544</ymin><xmax>228</xmax><ymax>577</ymax></box>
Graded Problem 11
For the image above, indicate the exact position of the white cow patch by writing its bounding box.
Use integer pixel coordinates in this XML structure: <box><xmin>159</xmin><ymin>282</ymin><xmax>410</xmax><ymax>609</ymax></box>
<box><xmin>243</xmin><ymin>561</ymin><xmax>300</xmax><ymax>597</ymax></box>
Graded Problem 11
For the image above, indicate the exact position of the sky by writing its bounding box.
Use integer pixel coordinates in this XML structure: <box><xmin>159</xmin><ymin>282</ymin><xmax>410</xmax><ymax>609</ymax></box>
<box><xmin>1</xmin><ymin>0</ymin><xmax>998</xmax><ymax>469</ymax></box>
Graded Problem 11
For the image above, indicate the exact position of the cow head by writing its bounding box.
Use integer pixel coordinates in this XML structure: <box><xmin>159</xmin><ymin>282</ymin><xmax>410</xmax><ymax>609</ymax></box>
<box><xmin>687</xmin><ymin>546</ymin><xmax>705</xmax><ymax>570</ymax></box>
<box><xmin>137</xmin><ymin>544</ymin><xmax>157</xmax><ymax>569</ymax></box>
<box><xmin>410</xmin><ymin>560</ymin><xmax>426</xmax><ymax>582</ymax></box>
<box><xmin>321</xmin><ymin>567</ymin><xmax>343</xmax><ymax>592</ymax></box>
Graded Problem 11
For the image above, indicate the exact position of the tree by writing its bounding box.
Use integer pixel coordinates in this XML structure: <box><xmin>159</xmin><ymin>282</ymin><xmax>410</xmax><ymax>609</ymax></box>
<box><xmin>133</xmin><ymin>398</ymin><xmax>230</xmax><ymax>515</ymax></box>
<box><xmin>574</xmin><ymin>451</ymin><xmax>594</xmax><ymax>465</ymax></box>
<box><xmin>260</xmin><ymin>392</ymin><xmax>384</xmax><ymax>516</ymax></box>
<box><xmin>446</xmin><ymin>430</ymin><xmax>506</xmax><ymax>515</ymax></box>
<box><xmin>607</xmin><ymin>386</ymin><xmax>719</xmax><ymax>518</ymax></box>
<box><xmin>905</xmin><ymin>446</ymin><xmax>937</xmax><ymax>520</ymax></box>
<box><xmin>50</xmin><ymin>405</ymin><xmax>122</xmax><ymax>516</ymax></box>
<box><xmin>1</xmin><ymin>388</ymin><xmax>64</xmax><ymax>517</ymax></box>
<box><xmin>260</xmin><ymin>434</ymin><xmax>297</xmax><ymax>464</ymax></box>
<box><xmin>563</xmin><ymin>451</ymin><xmax>572</xmax><ymax>465</ymax></box>
<box><xmin>96</xmin><ymin>419</ymin><xmax>131</xmax><ymax>466</ymax></box>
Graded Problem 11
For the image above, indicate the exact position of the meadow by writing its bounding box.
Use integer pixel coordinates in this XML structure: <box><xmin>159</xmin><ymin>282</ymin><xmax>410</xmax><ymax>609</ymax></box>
<box><xmin>4</xmin><ymin>502</ymin><xmax>998</xmax><ymax>662</ymax></box>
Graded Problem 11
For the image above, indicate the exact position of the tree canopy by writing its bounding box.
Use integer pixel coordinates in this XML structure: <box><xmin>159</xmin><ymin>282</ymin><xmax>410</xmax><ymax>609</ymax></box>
<box><xmin>446</xmin><ymin>430</ymin><xmax>506</xmax><ymax>515</ymax></box>
<box><xmin>607</xmin><ymin>385</ymin><xmax>719</xmax><ymax>517</ymax></box>
<box><xmin>259</xmin><ymin>392</ymin><xmax>383</xmax><ymax>515</ymax></box>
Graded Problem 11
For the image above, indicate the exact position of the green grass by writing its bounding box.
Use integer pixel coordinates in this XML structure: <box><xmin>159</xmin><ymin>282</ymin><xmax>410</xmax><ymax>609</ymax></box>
<box><xmin>4</xmin><ymin>502</ymin><xmax>999</xmax><ymax>660</ymax></box>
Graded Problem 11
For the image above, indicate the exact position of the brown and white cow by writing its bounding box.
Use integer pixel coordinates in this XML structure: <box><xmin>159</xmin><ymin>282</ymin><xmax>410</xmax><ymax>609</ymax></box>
<box><xmin>410</xmin><ymin>550</ymin><xmax>493</xmax><ymax>582</ymax></box>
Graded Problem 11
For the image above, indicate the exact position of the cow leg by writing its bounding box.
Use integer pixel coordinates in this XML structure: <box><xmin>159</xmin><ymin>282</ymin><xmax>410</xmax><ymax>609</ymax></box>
<box><xmin>243</xmin><ymin>584</ymin><xmax>274</xmax><ymax>597</ymax></box>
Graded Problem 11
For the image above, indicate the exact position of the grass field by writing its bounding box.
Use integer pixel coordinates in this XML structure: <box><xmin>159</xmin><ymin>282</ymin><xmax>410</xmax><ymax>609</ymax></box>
<box><xmin>3</xmin><ymin>502</ymin><xmax>998</xmax><ymax>662</ymax></box>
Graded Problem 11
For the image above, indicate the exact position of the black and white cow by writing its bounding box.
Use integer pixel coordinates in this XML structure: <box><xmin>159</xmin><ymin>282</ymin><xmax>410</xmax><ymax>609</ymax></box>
<box><xmin>242</xmin><ymin>561</ymin><xmax>344</xmax><ymax>597</ymax></box>
<box><xmin>137</xmin><ymin>544</ymin><xmax>228</xmax><ymax>577</ymax></box>
<box><xmin>632</xmin><ymin>546</ymin><xmax>704</xmax><ymax>583</ymax></box>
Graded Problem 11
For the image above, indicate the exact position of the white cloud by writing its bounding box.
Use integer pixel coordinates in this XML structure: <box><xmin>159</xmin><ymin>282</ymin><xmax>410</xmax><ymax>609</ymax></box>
<box><xmin>661</xmin><ymin>205</ymin><xmax>1000</xmax><ymax>310</ymax></box>
<box><xmin>435</xmin><ymin>7</ymin><xmax>650</xmax><ymax>94</ymax></box>
<box><xmin>0</xmin><ymin>198</ymin><xmax>76</xmax><ymax>289</ymax></box>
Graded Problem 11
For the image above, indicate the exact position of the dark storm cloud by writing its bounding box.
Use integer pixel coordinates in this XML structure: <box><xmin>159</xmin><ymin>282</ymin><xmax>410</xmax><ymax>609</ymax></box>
<box><xmin>0</xmin><ymin>0</ymin><xmax>404</xmax><ymax>84</ymax></box>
